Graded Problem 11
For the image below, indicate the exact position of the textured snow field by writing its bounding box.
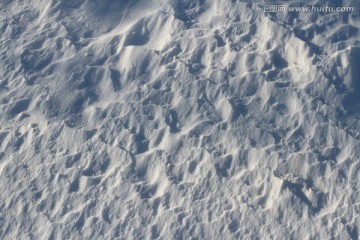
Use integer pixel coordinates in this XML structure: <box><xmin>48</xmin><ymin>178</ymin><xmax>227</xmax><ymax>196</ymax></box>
<box><xmin>1</xmin><ymin>0</ymin><xmax>360</xmax><ymax>239</ymax></box>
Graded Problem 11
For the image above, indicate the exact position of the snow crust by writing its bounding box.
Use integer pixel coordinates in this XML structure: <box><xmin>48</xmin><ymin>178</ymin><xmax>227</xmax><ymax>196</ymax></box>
<box><xmin>0</xmin><ymin>0</ymin><xmax>360</xmax><ymax>239</ymax></box>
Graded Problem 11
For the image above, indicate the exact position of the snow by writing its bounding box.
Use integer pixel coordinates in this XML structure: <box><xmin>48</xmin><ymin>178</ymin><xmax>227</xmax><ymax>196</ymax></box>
<box><xmin>0</xmin><ymin>0</ymin><xmax>359</xmax><ymax>239</ymax></box>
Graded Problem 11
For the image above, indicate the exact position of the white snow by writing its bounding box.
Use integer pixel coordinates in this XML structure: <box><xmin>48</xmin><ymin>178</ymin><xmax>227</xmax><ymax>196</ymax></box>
<box><xmin>0</xmin><ymin>0</ymin><xmax>359</xmax><ymax>239</ymax></box>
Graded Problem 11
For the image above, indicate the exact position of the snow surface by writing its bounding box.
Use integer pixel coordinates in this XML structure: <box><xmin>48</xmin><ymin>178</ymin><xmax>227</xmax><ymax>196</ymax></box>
<box><xmin>0</xmin><ymin>0</ymin><xmax>360</xmax><ymax>239</ymax></box>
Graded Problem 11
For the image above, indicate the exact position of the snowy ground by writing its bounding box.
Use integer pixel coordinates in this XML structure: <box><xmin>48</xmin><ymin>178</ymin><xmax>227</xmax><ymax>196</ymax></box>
<box><xmin>0</xmin><ymin>0</ymin><xmax>360</xmax><ymax>239</ymax></box>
